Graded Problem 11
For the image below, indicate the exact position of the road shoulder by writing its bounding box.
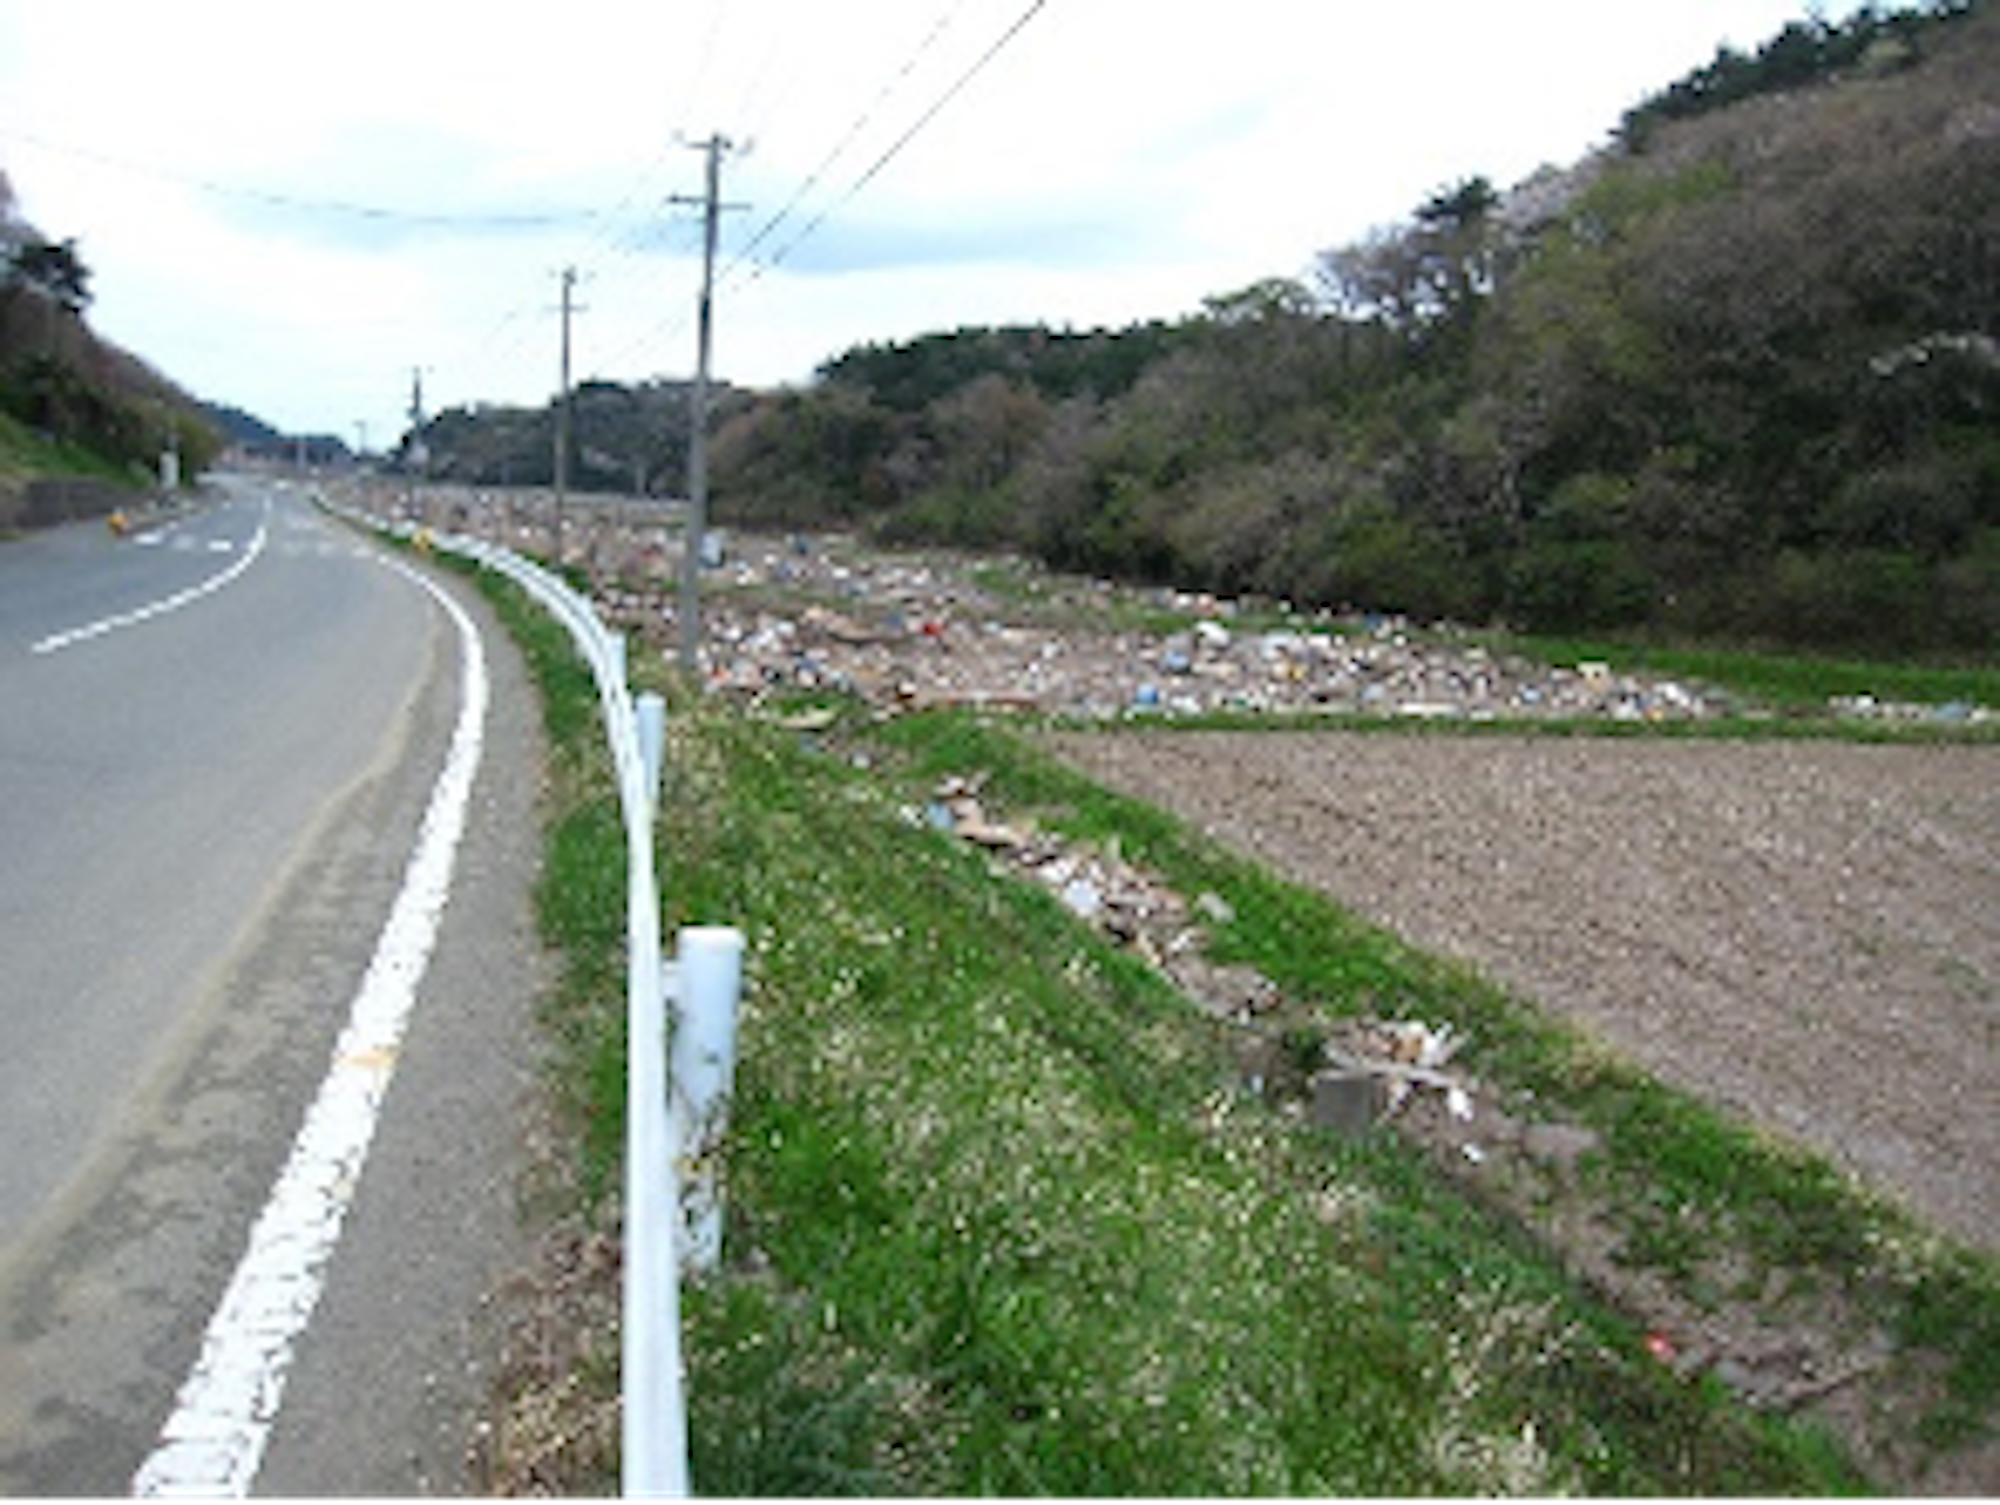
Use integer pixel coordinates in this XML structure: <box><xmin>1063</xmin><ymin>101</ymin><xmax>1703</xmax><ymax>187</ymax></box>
<box><xmin>253</xmin><ymin>563</ymin><xmax>550</xmax><ymax>1495</ymax></box>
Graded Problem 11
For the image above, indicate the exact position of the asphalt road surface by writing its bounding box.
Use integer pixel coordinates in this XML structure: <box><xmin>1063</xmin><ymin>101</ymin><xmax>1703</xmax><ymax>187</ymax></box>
<box><xmin>0</xmin><ymin>476</ymin><xmax>543</xmax><ymax>1493</ymax></box>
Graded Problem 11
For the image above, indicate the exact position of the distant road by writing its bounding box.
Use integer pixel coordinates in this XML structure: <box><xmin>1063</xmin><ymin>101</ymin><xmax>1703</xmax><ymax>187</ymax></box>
<box><xmin>0</xmin><ymin>477</ymin><xmax>542</xmax><ymax>1493</ymax></box>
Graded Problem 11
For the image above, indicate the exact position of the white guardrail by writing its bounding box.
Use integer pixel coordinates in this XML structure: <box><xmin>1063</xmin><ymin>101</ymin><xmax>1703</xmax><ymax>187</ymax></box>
<box><xmin>330</xmin><ymin>499</ymin><xmax>740</xmax><ymax>1498</ymax></box>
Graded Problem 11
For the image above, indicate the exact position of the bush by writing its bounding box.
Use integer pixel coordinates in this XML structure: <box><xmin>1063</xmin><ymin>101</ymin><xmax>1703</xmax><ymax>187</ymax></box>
<box><xmin>1757</xmin><ymin>548</ymin><xmax>1930</xmax><ymax>650</ymax></box>
<box><xmin>1292</xmin><ymin>503</ymin><xmax>1485</xmax><ymax>622</ymax></box>
<box><xmin>1507</xmin><ymin>538</ymin><xmax>1656</xmax><ymax>633</ymax></box>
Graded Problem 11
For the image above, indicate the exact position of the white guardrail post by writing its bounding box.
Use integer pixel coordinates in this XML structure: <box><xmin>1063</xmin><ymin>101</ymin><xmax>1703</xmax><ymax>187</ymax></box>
<box><xmin>321</xmin><ymin>496</ymin><xmax>718</xmax><ymax>1498</ymax></box>
<box><xmin>670</xmin><ymin>927</ymin><xmax>745</xmax><ymax>1274</ymax></box>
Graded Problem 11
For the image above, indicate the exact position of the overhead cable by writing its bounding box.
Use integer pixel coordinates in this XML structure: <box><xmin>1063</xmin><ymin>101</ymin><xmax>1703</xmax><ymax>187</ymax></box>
<box><xmin>0</xmin><ymin>123</ymin><xmax>611</xmax><ymax>232</ymax></box>
<box><xmin>749</xmin><ymin>0</ymin><xmax>1051</xmax><ymax>279</ymax></box>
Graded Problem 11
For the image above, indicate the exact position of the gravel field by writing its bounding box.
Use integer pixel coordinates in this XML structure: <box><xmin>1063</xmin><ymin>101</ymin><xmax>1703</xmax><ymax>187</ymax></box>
<box><xmin>1046</xmin><ymin>731</ymin><xmax>1999</xmax><ymax>1252</ymax></box>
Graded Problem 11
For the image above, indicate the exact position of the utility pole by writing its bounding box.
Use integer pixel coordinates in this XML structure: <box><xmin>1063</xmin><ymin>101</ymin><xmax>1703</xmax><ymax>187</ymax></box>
<box><xmin>553</xmin><ymin>265</ymin><xmax>580</xmax><ymax>564</ymax></box>
<box><xmin>405</xmin><ymin>366</ymin><xmax>431</xmax><ymax>520</ymax></box>
<box><xmin>407</xmin><ymin>367</ymin><xmax>428</xmax><ymax>464</ymax></box>
<box><xmin>676</xmin><ymin>134</ymin><xmax>734</xmax><ymax>678</ymax></box>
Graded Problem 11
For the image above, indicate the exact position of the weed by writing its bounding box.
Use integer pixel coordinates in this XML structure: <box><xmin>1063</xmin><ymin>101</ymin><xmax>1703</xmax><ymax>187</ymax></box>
<box><xmin>453</xmin><ymin>564</ymin><xmax>630</xmax><ymax>1207</ymax></box>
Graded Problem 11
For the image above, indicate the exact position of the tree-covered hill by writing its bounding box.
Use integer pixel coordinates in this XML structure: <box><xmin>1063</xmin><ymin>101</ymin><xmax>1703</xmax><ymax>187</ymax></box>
<box><xmin>414</xmin><ymin>378</ymin><xmax>757</xmax><ymax>497</ymax></box>
<box><xmin>1</xmin><ymin>169</ymin><xmax>221</xmax><ymax>523</ymax></box>
<box><xmin>706</xmin><ymin>0</ymin><xmax>1996</xmax><ymax>654</ymax></box>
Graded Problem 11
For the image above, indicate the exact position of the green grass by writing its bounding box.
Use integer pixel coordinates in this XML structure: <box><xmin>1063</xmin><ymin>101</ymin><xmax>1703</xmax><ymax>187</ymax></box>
<box><xmin>0</xmin><ymin>409</ymin><xmax>138</xmax><ymax>531</ymax></box>
<box><xmin>451</xmin><ymin>563</ymin><xmax>632</xmax><ymax>1208</ymax></box>
<box><xmin>0</xmin><ymin>408</ymin><xmax>126</xmax><ymax>482</ymax></box>
<box><xmin>1499</xmin><ymin>631</ymin><xmax>2000</xmax><ymax>713</ymax></box>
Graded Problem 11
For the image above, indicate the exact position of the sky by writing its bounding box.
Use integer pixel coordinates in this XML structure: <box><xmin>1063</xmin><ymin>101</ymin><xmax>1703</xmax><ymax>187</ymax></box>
<box><xmin>0</xmin><ymin>0</ymin><xmax>1849</xmax><ymax>447</ymax></box>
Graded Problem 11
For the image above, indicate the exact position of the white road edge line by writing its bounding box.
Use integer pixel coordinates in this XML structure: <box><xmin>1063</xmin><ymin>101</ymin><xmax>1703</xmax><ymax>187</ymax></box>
<box><xmin>130</xmin><ymin>556</ymin><xmax>489</xmax><ymax>1498</ymax></box>
<box><xmin>31</xmin><ymin>502</ymin><xmax>271</xmax><ymax>655</ymax></box>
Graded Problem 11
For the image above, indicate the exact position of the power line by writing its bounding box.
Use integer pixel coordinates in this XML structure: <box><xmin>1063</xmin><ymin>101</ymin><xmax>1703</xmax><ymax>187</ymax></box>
<box><xmin>723</xmin><ymin>0</ymin><xmax>968</xmax><ymax>280</ymax></box>
<box><xmin>580</xmin><ymin>0</ymin><xmax>1055</xmax><ymax>385</ymax></box>
<box><xmin>734</xmin><ymin>0</ymin><xmax>1052</xmax><ymax>284</ymax></box>
<box><xmin>0</xmin><ymin>122</ymin><xmax>615</xmax><ymax>233</ymax></box>
<box><xmin>85</xmin><ymin>0</ymin><xmax>1055</xmax><ymax>414</ymax></box>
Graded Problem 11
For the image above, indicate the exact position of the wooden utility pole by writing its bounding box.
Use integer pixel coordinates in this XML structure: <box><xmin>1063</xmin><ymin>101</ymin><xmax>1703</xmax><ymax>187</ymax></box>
<box><xmin>677</xmin><ymin>135</ymin><xmax>731</xmax><ymax>678</ymax></box>
<box><xmin>405</xmin><ymin>366</ymin><xmax>428</xmax><ymax>515</ymax></box>
<box><xmin>553</xmin><ymin>265</ymin><xmax>580</xmax><ymax>564</ymax></box>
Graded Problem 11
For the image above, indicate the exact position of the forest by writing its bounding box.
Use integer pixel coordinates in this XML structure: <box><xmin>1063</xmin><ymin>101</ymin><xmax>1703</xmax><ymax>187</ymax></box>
<box><xmin>700</xmin><ymin>0</ymin><xmax>1997</xmax><ymax>653</ymax></box>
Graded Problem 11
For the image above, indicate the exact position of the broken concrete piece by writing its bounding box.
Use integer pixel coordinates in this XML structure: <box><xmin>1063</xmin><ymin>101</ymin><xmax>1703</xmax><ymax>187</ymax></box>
<box><xmin>956</xmin><ymin>816</ymin><xmax>1025</xmax><ymax>850</ymax></box>
<box><xmin>1310</xmin><ymin>1070</ymin><xmax>1386</xmax><ymax>1135</ymax></box>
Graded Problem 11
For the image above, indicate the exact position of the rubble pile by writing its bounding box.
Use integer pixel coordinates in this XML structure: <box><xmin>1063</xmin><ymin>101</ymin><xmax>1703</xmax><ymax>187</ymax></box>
<box><xmin>913</xmin><ymin>775</ymin><xmax>1281</xmax><ymax>1022</ymax></box>
<box><xmin>681</xmin><ymin>532</ymin><xmax>1732</xmax><ymax>725</ymax></box>
<box><xmin>339</xmin><ymin>484</ymin><xmax>1994</xmax><ymax>730</ymax></box>
<box><xmin>366</xmin><ymin>488</ymin><xmax>1727</xmax><ymax>724</ymax></box>
<box><xmin>919</xmin><ymin>772</ymin><xmax>1505</xmax><ymax>1149</ymax></box>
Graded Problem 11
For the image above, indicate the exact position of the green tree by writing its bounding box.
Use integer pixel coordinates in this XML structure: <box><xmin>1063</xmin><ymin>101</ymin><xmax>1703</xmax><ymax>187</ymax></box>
<box><xmin>1314</xmin><ymin>177</ymin><xmax>1502</xmax><ymax>346</ymax></box>
<box><xmin>8</xmin><ymin>235</ymin><xmax>91</xmax><ymax>313</ymax></box>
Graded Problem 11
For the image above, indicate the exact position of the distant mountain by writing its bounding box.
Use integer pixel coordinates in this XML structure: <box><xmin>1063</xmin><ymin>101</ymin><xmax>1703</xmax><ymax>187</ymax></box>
<box><xmin>198</xmin><ymin>400</ymin><xmax>352</xmax><ymax>466</ymax></box>
<box><xmin>203</xmin><ymin>401</ymin><xmax>285</xmax><ymax>450</ymax></box>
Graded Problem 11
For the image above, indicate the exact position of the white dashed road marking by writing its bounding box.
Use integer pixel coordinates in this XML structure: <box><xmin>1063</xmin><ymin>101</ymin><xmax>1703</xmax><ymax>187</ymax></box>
<box><xmin>31</xmin><ymin>505</ymin><xmax>270</xmax><ymax>656</ymax></box>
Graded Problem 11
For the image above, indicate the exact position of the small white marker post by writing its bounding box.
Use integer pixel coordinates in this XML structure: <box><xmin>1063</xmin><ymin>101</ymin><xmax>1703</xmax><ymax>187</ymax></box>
<box><xmin>671</xmin><ymin>926</ymin><xmax>745</xmax><ymax>1273</ymax></box>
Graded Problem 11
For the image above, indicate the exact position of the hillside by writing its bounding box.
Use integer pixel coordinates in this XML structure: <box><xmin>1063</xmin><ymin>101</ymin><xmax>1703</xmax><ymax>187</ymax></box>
<box><xmin>0</xmin><ymin>168</ymin><xmax>222</xmax><ymax>525</ymax></box>
<box><xmin>698</xmin><ymin>0</ymin><xmax>1996</xmax><ymax>655</ymax></box>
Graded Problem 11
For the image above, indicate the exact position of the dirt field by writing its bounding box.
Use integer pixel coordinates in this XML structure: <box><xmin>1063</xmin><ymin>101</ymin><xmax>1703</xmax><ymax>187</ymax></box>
<box><xmin>1046</xmin><ymin>731</ymin><xmax>1999</xmax><ymax>1253</ymax></box>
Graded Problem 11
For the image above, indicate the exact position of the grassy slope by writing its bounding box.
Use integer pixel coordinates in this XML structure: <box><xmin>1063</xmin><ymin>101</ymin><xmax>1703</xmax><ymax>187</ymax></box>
<box><xmin>0</xmin><ymin>408</ymin><xmax>133</xmax><ymax>527</ymax></box>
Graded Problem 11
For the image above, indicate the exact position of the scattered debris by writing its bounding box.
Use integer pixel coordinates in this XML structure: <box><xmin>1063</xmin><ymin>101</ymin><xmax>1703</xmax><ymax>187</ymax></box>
<box><xmin>341</xmin><ymin>485</ymin><xmax>1991</xmax><ymax>730</ymax></box>
<box><xmin>1828</xmin><ymin>693</ymin><xmax>1992</xmax><ymax>726</ymax></box>
<box><xmin>1311</xmin><ymin>1018</ymin><xmax>1480</xmax><ymax>1134</ymax></box>
<box><xmin>692</xmin><ymin>563</ymin><xmax>1743</xmax><ymax>722</ymax></box>
<box><xmin>921</xmin><ymin>773</ymin><xmax>1209</xmax><ymax>980</ymax></box>
<box><xmin>920</xmin><ymin>770</ymin><xmax>1499</xmax><ymax>1146</ymax></box>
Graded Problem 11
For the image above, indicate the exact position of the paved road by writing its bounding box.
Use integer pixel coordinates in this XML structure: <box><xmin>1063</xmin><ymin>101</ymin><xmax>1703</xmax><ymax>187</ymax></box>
<box><xmin>0</xmin><ymin>477</ymin><xmax>542</xmax><ymax>1493</ymax></box>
